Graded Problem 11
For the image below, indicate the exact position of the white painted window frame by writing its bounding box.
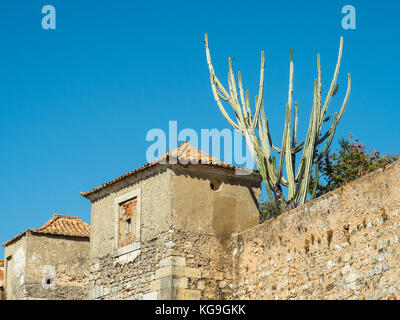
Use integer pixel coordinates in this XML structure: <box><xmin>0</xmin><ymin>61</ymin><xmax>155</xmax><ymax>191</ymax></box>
<box><xmin>113</xmin><ymin>187</ymin><xmax>141</xmax><ymax>257</ymax></box>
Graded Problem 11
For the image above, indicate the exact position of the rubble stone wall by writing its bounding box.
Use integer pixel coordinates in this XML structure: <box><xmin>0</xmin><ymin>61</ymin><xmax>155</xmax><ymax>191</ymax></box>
<box><xmin>231</xmin><ymin>161</ymin><xmax>400</xmax><ymax>300</ymax></box>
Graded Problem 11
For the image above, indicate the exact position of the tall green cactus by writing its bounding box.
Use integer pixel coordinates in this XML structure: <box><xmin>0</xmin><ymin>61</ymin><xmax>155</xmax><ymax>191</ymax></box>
<box><xmin>204</xmin><ymin>34</ymin><xmax>351</xmax><ymax>214</ymax></box>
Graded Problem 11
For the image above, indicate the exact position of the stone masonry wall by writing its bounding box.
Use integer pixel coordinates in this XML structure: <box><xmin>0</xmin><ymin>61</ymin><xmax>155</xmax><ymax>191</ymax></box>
<box><xmin>231</xmin><ymin>161</ymin><xmax>400</xmax><ymax>300</ymax></box>
<box><xmin>89</xmin><ymin>231</ymin><xmax>170</xmax><ymax>300</ymax></box>
<box><xmin>166</xmin><ymin>230</ymin><xmax>234</xmax><ymax>300</ymax></box>
<box><xmin>89</xmin><ymin>229</ymin><xmax>233</xmax><ymax>300</ymax></box>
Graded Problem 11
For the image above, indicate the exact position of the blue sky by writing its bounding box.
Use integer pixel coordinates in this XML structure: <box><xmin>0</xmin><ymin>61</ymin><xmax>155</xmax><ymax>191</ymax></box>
<box><xmin>0</xmin><ymin>1</ymin><xmax>399</xmax><ymax>257</ymax></box>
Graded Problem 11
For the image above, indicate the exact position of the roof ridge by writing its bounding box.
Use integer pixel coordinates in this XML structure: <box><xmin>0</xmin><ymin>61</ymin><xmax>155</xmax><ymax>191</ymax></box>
<box><xmin>33</xmin><ymin>214</ymin><xmax>84</xmax><ymax>231</ymax></box>
<box><xmin>52</xmin><ymin>214</ymin><xmax>81</xmax><ymax>220</ymax></box>
<box><xmin>81</xmin><ymin>141</ymin><xmax>259</xmax><ymax>198</ymax></box>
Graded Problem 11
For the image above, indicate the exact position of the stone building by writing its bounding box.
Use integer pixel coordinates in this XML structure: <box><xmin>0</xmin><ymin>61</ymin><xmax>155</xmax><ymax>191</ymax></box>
<box><xmin>81</xmin><ymin>142</ymin><xmax>261</xmax><ymax>300</ymax></box>
<box><xmin>2</xmin><ymin>214</ymin><xmax>90</xmax><ymax>300</ymax></box>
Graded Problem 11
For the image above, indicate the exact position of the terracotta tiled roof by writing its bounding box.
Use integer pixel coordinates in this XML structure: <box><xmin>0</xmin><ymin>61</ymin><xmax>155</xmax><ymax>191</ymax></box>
<box><xmin>2</xmin><ymin>214</ymin><xmax>90</xmax><ymax>247</ymax></box>
<box><xmin>157</xmin><ymin>141</ymin><xmax>225</xmax><ymax>165</ymax></box>
<box><xmin>33</xmin><ymin>214</ymin><xmax>90</xmax><ymax>237</ymax></box>
<box><xmin>81</xmin><ymin>141</ymin><xmax>256</xmax><ymax>198</ymax></box>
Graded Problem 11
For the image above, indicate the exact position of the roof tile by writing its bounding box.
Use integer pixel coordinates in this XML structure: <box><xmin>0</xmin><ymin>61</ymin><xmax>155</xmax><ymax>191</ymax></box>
<box><xmin>81</xmin><ymin>141</ymin><xmax>256</xmax><ymax>198</ymax></box>
<box><xmin>2</xmin><ymin>214</ymin><xmax>90</xmax><ymax>247</ymax></box>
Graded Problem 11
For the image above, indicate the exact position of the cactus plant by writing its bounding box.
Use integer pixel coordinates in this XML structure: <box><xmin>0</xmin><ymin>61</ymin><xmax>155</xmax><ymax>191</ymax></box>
<box><xmin>204</xmin><ymin>34</ymin><xmax>351</xmax><ymax>214</ymax></box>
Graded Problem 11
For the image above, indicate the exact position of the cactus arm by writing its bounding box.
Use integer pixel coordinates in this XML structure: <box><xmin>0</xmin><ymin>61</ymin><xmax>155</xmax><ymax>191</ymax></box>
<box><xmin>205</xmin><ymin>34</ymin><xmax>242</xmax><ymax>131</ymax></box>
<box><xmin>291</xmin><ymin>101</ymin><xmax>299</xmax><ymax>181</ymax></box>
<box><xmin>227</xmin><ymin>58</ymin><xmax>246</xmax><ymax>126</ymax></box>
<box><xmin>252</xmin><ymin>51</ymin><xmax>265</xmax><ymax>130</ymax></box>
<box><xmin>258</xmin><ymin>102</ymin><xmax>271</xmax><ymax>158</ymax></box>
<box><xmin>271</xmin><ymin>143</ymin><xmax>281</xmax><ymax>153</ymax></box>
<box><xmin>238</xmin><ymin>71</ymin><xmax>248</xmax><ymax>124</ymax></box>
<box><xmin>292</xmin><ymin>101</ymin><xmax>298</xmax><ymax>149</ymax></box>
<box><xmin>316</xmin><ymin>73</ymin><xmax>351</xmax><ymax>162</ymax></box>
<box><xmin>294</xmin><ymin>82</ymin><xmax>317</xmax><ymax>182</ymax></box>
<box><xmin>227</xmin><ymin>58</ymin><xmax>244</xmax><ymax>121</ymax></box>
<box><xmin>336</xmin><ymin>74</ymin><xmax>351</xmax><ymax>121</ymax></box>
<box><xmin>316</xmin><ymin>54</ymin><xmax>322</xmax><ymax>122</ymax></box>
<box><xmin>297</xmin><ymin>79</ymin><xmax>319</xmax><ymax>204</ymax></box>
<box><xmin>209</xmin><ymin>75</ymin><xmax>242</xmax><ymax>131</ymax></box>
<box><xmin>319</xmin><ymin>37</ymin><xmax>343</xmax><ymax>130</ymax></box>
<box><xmin>276</xmin><ymin>103</ymin><xmax>290</xmax><ymax>184</ymax></box>
<box><xmin>285</xmin><ymin>49</ymin><xmax>296</xmax><ymax>199</ymax></box>
<box><xmin>317</xmin><ymin>128</ymin><xmax>332</xmax><ymax>145</ymax></box>
<box><xmin>315</xmin><ymin>112</ymin><xmax>338</xmax><ymax>163</ymax></box>
<box><xmin>332</xmin><ymin>83</ymin><xmax>339</xmax><ymax>96</ymax></box>
<box><xmin>292</xmin><ymin>141</ymin><xmax>305</xmax><ymax>153</ymax></box>
<box><xmin>258</xmin><ymin>103</ymin><xmax>279</xmax><ymax>185</ymax></box>
<box><xmin>245</xmin><ymin>90</ymin><xmax>252</xmax><ymax>121</ymax></box>
<box><xmin>215</xmin><ymin>89</ymin><xmax>229</xmax><ymax>101</ymax></box>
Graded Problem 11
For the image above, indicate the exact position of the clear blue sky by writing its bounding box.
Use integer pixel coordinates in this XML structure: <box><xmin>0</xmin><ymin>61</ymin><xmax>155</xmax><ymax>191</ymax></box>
<box><xmin>1</xmin><ymin>1</ymin><xmax>399</xmax><ymax>257</ymax></box>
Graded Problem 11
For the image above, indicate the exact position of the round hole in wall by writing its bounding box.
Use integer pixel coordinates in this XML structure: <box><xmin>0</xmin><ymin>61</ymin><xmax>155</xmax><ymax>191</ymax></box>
<box><xmin>210</xmin><ymin>178</ymin><xmax>222</xmax><ymax>191</ymax></box>
<box><xmin>45</xmin><ymin>277</ymin><xmax>52</xmax><ymax>285</ymax></box>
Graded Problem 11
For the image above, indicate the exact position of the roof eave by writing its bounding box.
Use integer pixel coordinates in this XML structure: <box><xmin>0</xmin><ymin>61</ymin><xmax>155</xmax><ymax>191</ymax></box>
<box><xmin>2</xmin><ymin>230</ymin><xmax>28</xmax><ymax>248</ymax></box>
<box><xmin>81</xmin><ymin>161</ymin><xmax>259</xmax><ymax>199</ymax></box>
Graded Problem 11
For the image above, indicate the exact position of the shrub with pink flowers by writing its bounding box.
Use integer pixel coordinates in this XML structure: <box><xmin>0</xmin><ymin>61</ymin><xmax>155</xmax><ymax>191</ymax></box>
<box><xmin>310</xmin><ymin>134</ymin><xmax>399</xmax><ymax>197</ymax></box>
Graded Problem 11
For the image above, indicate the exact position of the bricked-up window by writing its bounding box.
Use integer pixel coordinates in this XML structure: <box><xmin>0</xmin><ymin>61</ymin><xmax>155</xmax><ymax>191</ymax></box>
<box><xmin>118</xmin><ymin>198</ymin><xmax>137</xmax><ymax>248</ymax></box>
<box><xmin>113</xmin><ymin>188</ymin><xmax>141</xmax><ymax>254</ymax></box>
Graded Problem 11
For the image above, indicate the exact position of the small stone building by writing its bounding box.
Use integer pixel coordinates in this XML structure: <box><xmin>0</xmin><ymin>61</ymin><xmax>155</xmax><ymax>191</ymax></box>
<box><xmin>2</xmin><ymin>214</ymin><xmax>90</xmax><ymax>300</ymax></box>
<box><xmin>82</xmin><ymin>142</ymin><xmax>261</xmax><ymax>300</ymax></box>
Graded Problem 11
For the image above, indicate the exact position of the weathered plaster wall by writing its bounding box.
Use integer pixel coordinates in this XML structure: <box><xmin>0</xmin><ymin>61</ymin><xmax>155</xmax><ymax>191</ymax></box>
<box><xmin>232</xmin><ymin>161</ymin><xmax>400</xmax><ymax>300</ymax></box>
<box><xmin>172</xmin><ymin>165</ymin><xmax>261</xmax><ymax>240</ymax></box>
<box><xmin>3</xmin><ymin>235</ymin><xmax>28</xmax><ymax>300</ymax></box>
<box><xmin>4</xmin><ymin>233</ymin><xmax>89</xmax><ymax>300</ymax></box>
<box><xmin>89</xmin><ymin>166</ymin><xmax>173</xmax><ymax>259</ymax></box>
<box><xmin>24</xmin><ymin>234</ymin><xmax>89</xmax><ymax>300</ymax></box>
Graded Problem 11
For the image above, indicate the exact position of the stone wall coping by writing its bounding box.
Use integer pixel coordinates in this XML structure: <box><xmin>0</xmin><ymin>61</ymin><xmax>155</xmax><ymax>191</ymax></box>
<box><xmin>235</xmin><ymin>160</ymin><xmax>400</xmax><ymax>239</ymax></box>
